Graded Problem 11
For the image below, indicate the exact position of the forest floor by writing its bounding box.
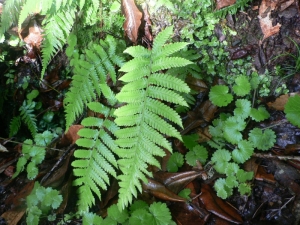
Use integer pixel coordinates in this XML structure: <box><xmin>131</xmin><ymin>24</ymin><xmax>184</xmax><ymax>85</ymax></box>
<box><xmin>1</xmin><ymin>0</ymin><xmax>300</xmax><ymax>225</ymax></box>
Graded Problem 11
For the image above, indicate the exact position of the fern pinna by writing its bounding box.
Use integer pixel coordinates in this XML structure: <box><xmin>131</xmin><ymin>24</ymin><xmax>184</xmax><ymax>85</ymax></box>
<box><xmin>114</xmin><ymin>26</ymin><xmax>192</xmax><ymax>209</ymax></box>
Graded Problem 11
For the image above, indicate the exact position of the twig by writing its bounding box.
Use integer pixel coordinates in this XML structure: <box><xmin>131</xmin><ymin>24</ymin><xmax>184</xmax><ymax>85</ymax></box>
<box><xmin>253</xmin><ymin>153</ymin><xmax>300</xmax><ymax>161</ymax></box>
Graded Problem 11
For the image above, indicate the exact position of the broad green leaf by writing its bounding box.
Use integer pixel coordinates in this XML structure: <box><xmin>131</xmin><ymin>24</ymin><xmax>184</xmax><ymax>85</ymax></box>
<box><xmin>211</xmin><ymin>149</ymin><xmax>231</xmax><ymax>174</ymax></box>
<box><xmin>182</xmin><ymin>134</ymin><xmax>199</xmax><ymax>150</ymax></box>
<box><xmin>149</xmin><ymin>202</ymin><xmax>172</xmax><ymax>225</ymax></box>
<box><xmin>238</xmin><ymin>183</ymin><xmax>252</xmax><ymax>195</ymax></box>
<box><xmin>107</xmin><ymin>204</ymin><xmax>129</xmax><ymax>223</ymax></box>
<box><xmin>232</xmin><ymin>140</ymin><xmax>254</xmax><ymax>164</ymax></box>
<box><xmin>178</xmin><ymin>188</ymin><xmax>191</xmax><ymax>200</ymax></box>
<box><xmin>236</xmin><ymin>169</ymin><xmax>253</xmax><ymax>183</ymax></box>
<box><xmin>234</xmin><ymin>99</ymin><xmax>251</xmax><ymax>119</ymax></box>
<box><xmin>250</xmin><ymin>106</ymin><xmax>270</xmax><ymax>122</ymax></box>
<box><xmin>225</xmin><ymin>175</ymin><xmax>238</xmax><ymax>188</ymax></box>
<box><xmin>185</xmin><ymin>145</ymin><xmax>208</xmax><ymax>166</ymax></box>
<box><xmin>129</xmin><ymin>209</ymin><xmax>154</xmax><ymax>225</ymax></box>
<box><xmin>214</xmin><ymin>178</ymin><xmax>232</xmax><ymax>199</ymax></box>
<box><xmin>223</xmin><ymin>116</ymin><xmax>246</xmax><ymax>144</ymax></box>
<box><xmin>209</xmin><ymin>85</ymin><xmax>233</xmax><ymax>107</ymax></box>
<box><xmin>232</xmin><ymin>75</ymin><xmax>251</xmax><ymax>96</ymax></box>
<box><xmin>167</xmin><ymin>152</ymin><xmax>184</xmax><ymax>172</ymax></box>
<box><xmin>284</xmin><ymin>95</ymin><xmax>300</xmax><ymax>128</ymax></box>
<box><xmin>248</xmin><ymin>128</ymin><xmax>276</xmax><ymax>151</ymax></box>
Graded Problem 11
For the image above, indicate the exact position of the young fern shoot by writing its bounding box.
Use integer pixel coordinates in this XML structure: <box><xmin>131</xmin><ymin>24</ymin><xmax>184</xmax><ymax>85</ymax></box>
<box><xmin>114</xmin><ymin>26</ymin><xmax>192</xmax><ymax>209</ymax></box>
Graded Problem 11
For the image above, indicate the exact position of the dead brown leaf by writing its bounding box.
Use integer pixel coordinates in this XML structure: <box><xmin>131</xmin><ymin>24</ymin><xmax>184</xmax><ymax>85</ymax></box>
<box><xmin>1</xmin><ymin>206</ymin><xmax>26</xmax><ymax>225</ymax></box>
<box><xmin>154</xmin><ymin>171</ymin><xmax>204</xmax><ymax>194</ymax></box>
<box><xmin>59</xmin><ymin>125</ymin><xmax>83</xmax><ymax>147</ymax></box>
<box><xmin>122</xmin><ymin>0</ymin><xmax>142</xmax><ymax>44</ymax></box>
<box><xmin>19</xmin><ymin>16</ymin><xmax>43</xmax><ymax>51</ymax></box>
<box><xmin>142</xmin><ymin>178</ymin><xmax>187</xmax><ymax>202</ymax></box>
<box><xmin>199</xmin><ymin>184</ymin><xmax>243</xmax><ymax>224</ymax></box>
<box><xmin>216</xmin><ymin>0</ymin><xmax>236</xmax><ymax>10</ymax></box>
<box><xmin>258</xmin><ymin>0</ymin><xmax>281</xmax><ymax>40</ymax></box>
<box><xmin>267</xmin><ymin>92</ymin><xmax>300</xmax><ymax>110</ymax></box>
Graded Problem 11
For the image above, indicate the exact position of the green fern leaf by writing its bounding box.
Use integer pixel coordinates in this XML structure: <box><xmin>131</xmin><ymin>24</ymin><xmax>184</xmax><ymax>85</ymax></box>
<box><xmin>72</xmin><ymin>102</ymin><xmax>119</xmax><ymax>212</ymax></box>
<box><xmin>0</xmin><ymin>0</ymin><xmax>23</xmax><ymax>35</ymax></box>
<box><xmin>114</xmin><ymin>27</ymin><xmax>191</xmax><ymax>209</ymax></box>
<box><xmin>64</xmin><ymin>35</ymin><xmax>125</xmax><ymax>130</ymax></box>
<box><xmin>20</xmin><ymin>101</ymin><xmax>37</xmax><ymax>137</ymax></box>
<box><xmin>9</xmin><ymin>116</ymin><xmax>21</xmax><ymax>137</ymax></box>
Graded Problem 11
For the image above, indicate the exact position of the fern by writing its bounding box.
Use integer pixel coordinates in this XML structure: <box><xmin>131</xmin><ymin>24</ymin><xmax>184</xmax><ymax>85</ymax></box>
<box><xmin>40</xmin><ymin>7</ymin><xmax>76</xmax><ymax>76</ymax></box>
<box><xmin>19</xmin><ymin>101</ymin><xmax>38</xmax><ymax>137</ymax></box>
<box><xmin>9</xmin><ymin>116</ymin><xmax>21</xmax><ymax>137</ymax></box>
<box><xmin>64</xmin><ymin>34</ymin><xmax>125</xmax><ymax>130</ymax></box>
<box><xmin>0</xmin><ymin>0</ymin><xmax>23</xmax><ymax>36</ymax></box>
<box><xmin>72</xmin><ymin>102</ymin><xmax>119</xmax><ymax>212</ymax></box>
<box><xmin>114</xmin><ymin>26</ymin><xmax>192</xmax><ymax>209</ymax></box>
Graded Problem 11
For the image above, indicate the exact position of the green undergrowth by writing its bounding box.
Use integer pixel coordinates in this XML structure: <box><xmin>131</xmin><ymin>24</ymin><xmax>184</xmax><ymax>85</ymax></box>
<box><xmin>2</xmin><ymin>0</ymin><xmax>300</xmax><ymax>224</ymax></box>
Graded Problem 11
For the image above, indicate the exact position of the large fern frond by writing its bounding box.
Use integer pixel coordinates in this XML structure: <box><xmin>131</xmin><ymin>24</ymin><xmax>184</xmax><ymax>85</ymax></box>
<box><xmin>72</xmin><ymin>102</ymin><xmax>119</xmax><ymax>212</ymax></box>
<box><xmin>64</xmin><ymin>34</ymin><xmax>125</xmax><ymax>130</ymax></box>
<box><xmin>114</xmin><ymin>26</ymin><xmax>192</xmax><ymax>209</ymax></box>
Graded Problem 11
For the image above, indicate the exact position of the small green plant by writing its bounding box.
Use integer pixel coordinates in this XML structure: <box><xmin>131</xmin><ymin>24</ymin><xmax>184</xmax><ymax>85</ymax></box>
<box><xmin>13</xmin><ymin>130</ymin><xmax>58</xmax><ymax>180</ymax></box>
<box><xmin>102</xmin><ymin>201</ymin><xmax>173</xmax><ymax>225</ymax></box>
<box><xmin>208</xmin><ymin>75</ymin><xmax>276</xmax><ymax>199</ymax></box>
<box><xmin>26</xmin><ymin>182</ymin><xmax>63</xmax><ymax>225</ymax></box>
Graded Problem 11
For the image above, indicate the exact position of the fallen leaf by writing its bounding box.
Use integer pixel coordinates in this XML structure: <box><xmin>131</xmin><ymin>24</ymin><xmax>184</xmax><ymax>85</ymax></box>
<box><xmin>122</xmin><ymin>0</ymin><xmax>142</xmax><ymax>44</ymax></box>
<box><xmin>142</xmin><ymin>3</ymin><xmax>153</xmax><ymax>46</ymax></box>
<box><xmin>216</xmin><ymin>0</ymin><xmax>236</xmax><ymax>10</ymax></box>
<box><xmin>19</xmin><ymin>16</ymin><xmax>43</xmax><ymax>51</ymax></box>
<box><xmin>258</xmin><ymin>0</ymin><xmax>281</xmax><ymax>40</ymax></box>
<box><xmin>154</xmin><ymin>171</ymin><xmax>204</xmax><ymax>194</ymax></box>
<box><xmin>255</xmin><ymin>165</ymin><xmax>276</xmax><ymax>184</ymax></box>
<box><xmin>142</xmin><ymin>178</ymin><xmax>187</xmax><ymax>202</ymax></box>
<box><xmin>59</xmin><ymin>125</ymin><xmax>83</xmax><ymax>147</ymax></box>
<box><xmin>1</xmin><ymin>206</ymin><xmax>26</xmax><ymax>225</ymax></box>
<box><xmin>169</xmin><ymin>201</ymin><xmax>210</xmax><ymax>224</ymax></box>
<box><xmin>199</xmin><ymin>184</ymin><xmax>243</xmax><ymax>224</ymax></box>
<box><xmin>267</xmin><ymin>92</ymin><xmax>300</xmax><ymax>111</ymax></box>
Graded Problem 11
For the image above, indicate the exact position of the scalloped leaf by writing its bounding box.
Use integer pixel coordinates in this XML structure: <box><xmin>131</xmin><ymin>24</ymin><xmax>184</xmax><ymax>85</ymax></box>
<box><xmin>236</xmin><ymin>169</ymin><xmax>253</xmax><ymax>183</ymax></box>
<box><xmin>185</xmin><ymin>145</ymin><xmax>208</xmax><ymax>166</ymax></box>
<box><xmin>167</xmin><ymin>152</ymin><xmax>184</xmax><ymax>172</ymax></box>
<box><xmin>234</xmin><ymin>99</ymin><xmax>251</xmax><ymax>119</ymax></box>
<box><xmin>248</xmin><ymin>128</ymin><xmax>276</xmax><ymax>151</ymax></box>
<box><xmin>209</xmin><ymin>85</ymin><xmax>233</xmax><ymax>107</ymax></box>
<box><xmin>250</xmin><ymin>106</ymin><xmax>270</xmax><ymax>122</ymax></box>
<box><xmin>232</xmin><ymin>140</ymin><xmax>254</xmax><ymax>164</ymax></box>
<box><xmin>223</xmin><ymin>116</ymin><xmax>246</xmax><ymax>144</ymax></box>
<box><xmin>232</xmin><ymin>75</ymin><xmax>251</xmax><ymax>96</ymax></box>
<box><xmin>284</xmin><ymin>95</ymin><xmax>300</xmax><ymax>128</ymax></box>
<box><xmin>211</xmin><ymin>149</ymin><xmax>231</xmax><ymax>174</ymax></box>
<box><xmin>214</xmin><ymin>178</ymin><xmax>232</xmax><ymax>199</ymax></box>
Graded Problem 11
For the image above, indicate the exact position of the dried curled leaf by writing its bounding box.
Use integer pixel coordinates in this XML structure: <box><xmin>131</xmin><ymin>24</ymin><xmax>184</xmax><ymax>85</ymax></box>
<box><xmin>122</xmin><ymin>0</ymin><xmax>142</xmax><ymax>43</ymax></box>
